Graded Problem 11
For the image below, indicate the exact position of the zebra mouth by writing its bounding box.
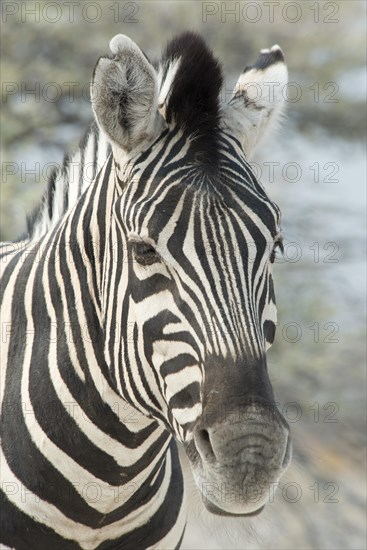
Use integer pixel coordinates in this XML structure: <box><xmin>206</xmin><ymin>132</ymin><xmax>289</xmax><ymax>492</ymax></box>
<box><xmin>204</xmin><ymin>499</ymin><xmax>265</xmax><ymax>517</ymax></box>
<box><xmin>184</xmin><ymin>403</ymin><xmax>291</xmax><ymax>517</ymax></box>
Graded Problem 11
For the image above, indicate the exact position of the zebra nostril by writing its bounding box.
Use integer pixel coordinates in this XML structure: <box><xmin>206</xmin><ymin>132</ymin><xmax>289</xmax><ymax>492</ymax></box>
<box><xmin>201</xmin><ymin>429</ymin><xmax>211</xmax><ymax>445</ymax></box>
<box><xmin>195</xmin><ymin>429</ymin><xmax>216</xmax><ymax>462</ymax></box>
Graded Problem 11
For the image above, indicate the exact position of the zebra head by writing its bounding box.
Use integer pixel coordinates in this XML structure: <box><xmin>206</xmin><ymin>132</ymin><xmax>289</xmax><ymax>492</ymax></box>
<box><xmin>91</xmin><ymin>33</ymin><xmax>291</xmax><ymax>517</ymax></box>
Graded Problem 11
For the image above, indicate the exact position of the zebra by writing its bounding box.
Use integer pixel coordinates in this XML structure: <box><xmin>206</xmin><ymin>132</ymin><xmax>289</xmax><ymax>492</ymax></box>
<box><xmin>0</xmin><ymin>32</ymin><xmax>292</xmax><ymax>549</ymax></box>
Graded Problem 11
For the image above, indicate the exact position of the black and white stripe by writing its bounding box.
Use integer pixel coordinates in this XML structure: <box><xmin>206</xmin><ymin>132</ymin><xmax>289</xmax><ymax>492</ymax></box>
<box><xmin>1</xmin><ymin>32</ymin><xmax>291</xmax><ymax>548</ymax></box>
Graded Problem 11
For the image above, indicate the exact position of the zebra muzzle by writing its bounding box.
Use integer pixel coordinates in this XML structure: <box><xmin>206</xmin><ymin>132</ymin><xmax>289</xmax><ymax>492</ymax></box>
<box><xmin>187</xmin><ymin>404</ymin><xmax>292</xmax><ymax>516</ymax></box>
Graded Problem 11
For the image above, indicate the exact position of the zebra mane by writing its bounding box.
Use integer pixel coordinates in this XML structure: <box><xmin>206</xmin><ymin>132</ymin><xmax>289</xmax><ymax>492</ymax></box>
<box><xmin>158</xmin><ymin>32</ymin><xmax>223</xmax><ymax>164</ymax></box>
<box><xmin>26</xmin><ymin>122</ymin><xmax>111</xmax><ymax>241</ymax></box>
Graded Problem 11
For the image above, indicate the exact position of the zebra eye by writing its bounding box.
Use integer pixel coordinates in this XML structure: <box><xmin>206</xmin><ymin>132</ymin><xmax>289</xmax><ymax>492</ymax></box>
<box><xmin>131</xmin><ymin>241</ymin><xmax>159</xmax><ymax>266</ymax></box>
<box><xmin>270</xmin><ymin>238</ymin><xmax>284</xmax><ymax>263</ymax></box>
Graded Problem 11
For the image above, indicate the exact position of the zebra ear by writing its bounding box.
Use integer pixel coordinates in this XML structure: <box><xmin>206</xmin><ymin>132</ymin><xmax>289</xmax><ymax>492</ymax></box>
<box><xmin>91</xmin><ymin>34</ymin><xmax>165</xmax><ymax>153</ymax></box>
<box><xmin>222</xmin><ymin>46</ymin><xmax>288</xmax><ymax>158</ymax></box>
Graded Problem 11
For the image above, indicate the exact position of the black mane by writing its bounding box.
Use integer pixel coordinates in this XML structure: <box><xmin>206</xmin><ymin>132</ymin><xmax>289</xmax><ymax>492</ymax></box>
<box><xmin>161</xmin><ymin>32</ymin><xmax>223</xmax><ymax>165</ymax></box>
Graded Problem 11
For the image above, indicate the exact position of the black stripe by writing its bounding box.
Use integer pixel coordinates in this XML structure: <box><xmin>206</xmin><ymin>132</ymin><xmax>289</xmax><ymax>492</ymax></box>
<box><xmin>0</xmin><ymin>491</ymin><xmax>79</xmax><ymax>550</ymax></box>
<box><xmin>96</xmin><ymin>441</ymin><xmax>184</xmax><ymax>549</ymax></box>
<box><xmin>0</xmin><ymin>245</ymin><xmax>26</xmax><ymax>305</ymax></box>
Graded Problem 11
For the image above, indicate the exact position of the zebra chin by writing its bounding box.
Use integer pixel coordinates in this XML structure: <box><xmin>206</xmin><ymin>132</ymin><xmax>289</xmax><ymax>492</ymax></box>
<box><xmin>184</xmin><ymin>403</ymin><xmax>292</xmax><ymax>516</ymax></box>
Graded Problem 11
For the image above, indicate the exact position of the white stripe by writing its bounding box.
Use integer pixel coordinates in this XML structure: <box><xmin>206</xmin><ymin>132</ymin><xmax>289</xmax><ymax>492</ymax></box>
<box><xmin>165</xmin><ymin>365</ymin><xmax>202</xmax><ymax>401</ymax></box>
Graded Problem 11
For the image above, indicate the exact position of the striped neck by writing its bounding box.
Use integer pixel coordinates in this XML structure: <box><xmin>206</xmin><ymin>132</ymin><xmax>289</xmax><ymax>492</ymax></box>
<box><xmin>38</xmin><ymin>152</ymin><xmax>185</xmax><ymax>527</ymax></box>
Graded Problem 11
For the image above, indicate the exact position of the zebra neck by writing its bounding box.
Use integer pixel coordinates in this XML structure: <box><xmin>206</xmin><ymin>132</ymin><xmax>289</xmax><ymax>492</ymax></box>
<box><xmin>21</xmin><ymin>156</ymin><xmax>180</xmax><ymax>503</ymax></box>
<box><xmin>1</xmin><ymin>143</ymin><xmax>187</xmax><ymax>546</ymax></box>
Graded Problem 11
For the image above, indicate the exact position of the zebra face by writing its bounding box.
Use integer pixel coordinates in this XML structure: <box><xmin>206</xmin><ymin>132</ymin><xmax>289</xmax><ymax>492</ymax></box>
<box><xmin>116</xmin><ymin>153</ymin><xmax>283</xmax><ymax>422</ymax></box>
<box><xmin>92</xmin><ymin>33</ymin><xmax>291</xmax><ymax>516</ymax></box>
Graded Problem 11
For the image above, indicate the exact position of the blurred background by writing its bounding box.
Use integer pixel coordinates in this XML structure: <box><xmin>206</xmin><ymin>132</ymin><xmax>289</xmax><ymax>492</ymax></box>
<box><xmin>1</xmin><ymin>1</ymin><xmax>366</xmax><ymax>548</ymax></box>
